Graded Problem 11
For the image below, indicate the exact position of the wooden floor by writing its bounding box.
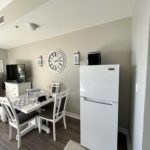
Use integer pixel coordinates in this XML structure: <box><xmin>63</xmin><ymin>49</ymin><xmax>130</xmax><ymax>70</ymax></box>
<box><xmin>0</xmin><ymin>117</ymin><xmax>127</xmax><ymax>150</ymax></box>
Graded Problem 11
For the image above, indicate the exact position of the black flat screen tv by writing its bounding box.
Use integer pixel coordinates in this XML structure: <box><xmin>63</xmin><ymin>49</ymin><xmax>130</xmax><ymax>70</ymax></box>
<box><xmin>6</xmin><ymin>64</ymin><xmax>26</xmax><ymax>82</ymax></box>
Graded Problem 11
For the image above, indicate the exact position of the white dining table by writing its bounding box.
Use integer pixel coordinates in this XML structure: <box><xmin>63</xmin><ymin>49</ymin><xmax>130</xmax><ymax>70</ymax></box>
<box><xmin>13</xmin><ymin>94</ymin><xmax>54</xmax><ymax>137</ymax></box>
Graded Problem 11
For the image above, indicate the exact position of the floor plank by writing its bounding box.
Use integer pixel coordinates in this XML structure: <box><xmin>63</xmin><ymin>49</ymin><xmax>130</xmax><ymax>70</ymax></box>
<box><xmin>0</xmin><ymin>117</ymin><xmax>127</xmax><ymax>150</ymax></box>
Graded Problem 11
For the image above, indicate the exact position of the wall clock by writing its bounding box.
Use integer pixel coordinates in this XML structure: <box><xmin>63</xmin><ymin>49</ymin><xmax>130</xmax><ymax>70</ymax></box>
<box><xmin>48</xmin><ymin>49</ymin><xmax>66</xmax><ymax>73</ymax></box>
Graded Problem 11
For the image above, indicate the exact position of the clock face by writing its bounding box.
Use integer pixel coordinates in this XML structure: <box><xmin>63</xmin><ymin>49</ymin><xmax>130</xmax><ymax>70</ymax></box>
<box><xmin>48</xmin><ymin>50</ymin><xmax>66</xmax><ymax>72</ymax></box>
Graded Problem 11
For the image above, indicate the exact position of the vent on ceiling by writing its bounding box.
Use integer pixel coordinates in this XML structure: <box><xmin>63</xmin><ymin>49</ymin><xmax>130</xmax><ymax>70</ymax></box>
<box><xmin>0</xmin><ymin>14</ymin><xmax>5</xmax><ymax>25</ymax></box>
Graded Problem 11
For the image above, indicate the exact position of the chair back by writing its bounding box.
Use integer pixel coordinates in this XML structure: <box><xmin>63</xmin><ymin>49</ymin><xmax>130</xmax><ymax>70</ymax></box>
<box><xmin>49</xmin><ymin>83</ymin><xmax>60</xmax><ymax>94</ymax></box>
<box><xmin>53</xmin><ymin>89</ymin><xmax>69</xmax><ymax>119</ymax></box>
<box><xmin>0</xmin><ymin>97</ymin><xmax>19</xmax><ymax>124</ymax></box>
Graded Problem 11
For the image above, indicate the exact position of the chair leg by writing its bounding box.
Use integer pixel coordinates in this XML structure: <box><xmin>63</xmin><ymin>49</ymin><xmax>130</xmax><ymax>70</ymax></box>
<box><xmin>46</xmin><ymin>120</ymin><xmax>48</xmax><ymax>126</ymax></box>
<box><xmin>9</xmin><ymin>125</ymin><xmax>12</xmax><ymax>140</ymax></box>
<box><xmin>17</xmin><ymin>128</ymin><xmax>21</xmax><ymax>149</ymax></box>
<box><xmin>38</xmin><ymin>118</ymin><xmax>41</xmax><ymax>133</ymax></box>
<box><xmin>63</xmin><ymin>115</ymin><xmax>67</xmax><ymax>129</ymax></box>
<box><xmin>53</xmin><ymin>122</ymin><xmax>56</xmax><ymax>141</ymax></box>
<box><xmin>35</xmin><ymin>117</ymin><xmax>38</xmax><ymax>129</ymax></box>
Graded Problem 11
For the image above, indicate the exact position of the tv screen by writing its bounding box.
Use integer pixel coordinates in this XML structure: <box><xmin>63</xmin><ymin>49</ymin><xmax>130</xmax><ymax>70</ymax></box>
<box><xmin>6</xmin><ymin>64</ymin><xmax>26</xmax><ymax>82</ymax></box>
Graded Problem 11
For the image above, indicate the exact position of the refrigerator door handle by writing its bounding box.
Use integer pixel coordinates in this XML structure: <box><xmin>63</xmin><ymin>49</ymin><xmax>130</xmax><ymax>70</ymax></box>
<box><xmin>83</xmin><ymin>97</ymin><xmax>113</xmax><ymax>106</ymax></box>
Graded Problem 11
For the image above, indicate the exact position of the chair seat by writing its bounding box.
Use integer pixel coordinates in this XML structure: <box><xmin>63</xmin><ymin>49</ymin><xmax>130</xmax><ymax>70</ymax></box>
<box><xmin>41</xmin><ymin>101</ymin><xmax>54</xmax><ymax>110</ymax></box>
<box><xmin>15</xmin><ymin>109</ymin><xmax>21</xmax><ymax>114</ymax></box>
<box><xmin>18</xmin><ymin>111</ymin><xmax>39</xmax><ymax>124</ymax></box>
<box><xmin>40</xmin><ymin>110</ymin><xmax>53</xmax><ymax>120</ymax></box>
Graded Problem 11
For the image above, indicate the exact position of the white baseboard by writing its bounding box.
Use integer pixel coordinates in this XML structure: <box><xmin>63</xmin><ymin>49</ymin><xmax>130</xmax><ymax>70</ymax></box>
<box><xmin>119</xmin><ymin>127</ymin><xmax>131</xmax><ymax>150</ymax></box>
<box><xmin>65</xmin><ymin>111</ymin><xmax>80</xmax><ymax>120</ymax></box>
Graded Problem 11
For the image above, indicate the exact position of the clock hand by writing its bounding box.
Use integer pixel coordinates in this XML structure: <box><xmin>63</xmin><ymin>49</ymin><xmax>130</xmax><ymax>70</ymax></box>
<box><xmin>55</xmin><ymin>58</ymin><xmax>62</xmax><ymax>62</ymax></box>
<box><xmin>58</xmin><ymin>57</ymin><xmax>62</xmax><ymax>60</ymax></box>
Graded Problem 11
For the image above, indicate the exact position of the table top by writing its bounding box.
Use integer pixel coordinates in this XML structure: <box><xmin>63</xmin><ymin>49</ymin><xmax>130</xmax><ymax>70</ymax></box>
<box><xmin>13</xmin><ymin>95</ymin><xmax>54</xmax><ymax>114</ymax></box>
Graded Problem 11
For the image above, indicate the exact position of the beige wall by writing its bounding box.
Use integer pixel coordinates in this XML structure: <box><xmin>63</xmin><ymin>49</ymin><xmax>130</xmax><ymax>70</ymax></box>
<box><xmin>8</xmin><ymin>17</ymin><xmax>131</xmax><ymax>129</ymax></box>
<box><xmin>0</xmin><ymin>49</ymin><xmax>7</xmax><ymax>96</ymax></box>
<box><xmin>130</xmin><ymin>0</ymin><xmax>150</xmax><ymax>149</ymax></box>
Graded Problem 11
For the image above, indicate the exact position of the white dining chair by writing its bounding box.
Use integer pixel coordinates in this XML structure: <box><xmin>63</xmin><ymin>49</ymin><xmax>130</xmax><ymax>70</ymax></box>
<box><xmin>42</xmin><ymin>82</ymin><xmax>60</xmax><ymax>111</ymax></box>
<box><xmin>0</xmin><ymin>97</ymin><xmax>39</xmax><ymax>148</ymax></box>
<box><xmin>38</xmin><ymin>89</ymin><xmax>69</xmax><ymax>141</ymax></box>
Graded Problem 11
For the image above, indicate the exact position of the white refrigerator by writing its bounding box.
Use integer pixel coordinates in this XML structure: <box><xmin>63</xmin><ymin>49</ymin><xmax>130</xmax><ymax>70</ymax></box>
<box><xmin>80</xmin><ymin>65</ymin><xmax>120</xmax><ymax>150</ymax></box>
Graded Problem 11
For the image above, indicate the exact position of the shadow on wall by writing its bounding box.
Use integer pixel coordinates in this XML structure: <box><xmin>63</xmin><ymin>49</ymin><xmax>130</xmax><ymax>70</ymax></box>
<box><xmin>130</xmin><ymin>65</ymin><xmax>137</xmax><ymax>147</ymax></box>
<box><xmin>102</xmin><ymin>50</ymin><xmax>131</xmax><ymax>129</ymax></box>
<box><xmin>15</xmin><ymin>59</ymin><xmax>33</xmax><ymax>81</ymax></box>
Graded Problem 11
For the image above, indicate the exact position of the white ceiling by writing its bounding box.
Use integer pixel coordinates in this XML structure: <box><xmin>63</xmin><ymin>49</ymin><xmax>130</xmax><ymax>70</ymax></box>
<box><xmin>0</xmin><ymin>0</ymin><xmax>135</xmax><ymax>49</ymax></box>
<box><xmin>0</xmin><ymin>0</ymin><xmax>13</xmax><ymax>11</ymax></box>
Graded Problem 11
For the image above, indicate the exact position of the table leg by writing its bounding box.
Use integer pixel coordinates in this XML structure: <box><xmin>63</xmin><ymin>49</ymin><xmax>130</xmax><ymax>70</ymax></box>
<box><xmin>41</xmin><ymin>124</ymin><xmax>50</xmax><ymax>134</ymax></box>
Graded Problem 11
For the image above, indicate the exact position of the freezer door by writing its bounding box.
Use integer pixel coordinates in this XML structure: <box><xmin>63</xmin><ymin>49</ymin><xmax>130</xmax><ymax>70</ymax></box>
<box><xmin>80</xmin><ymin>65</ymin><xmax>119</xmax><ymax>103</ymax></box>
<box><xmin>80</xmin><ymin>97</ymin><xmax>118</xmax><ymax>150</ymax></box>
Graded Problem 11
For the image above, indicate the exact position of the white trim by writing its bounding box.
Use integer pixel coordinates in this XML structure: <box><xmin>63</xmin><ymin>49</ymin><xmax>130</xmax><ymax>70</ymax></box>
<box><xmin>119</xmin><ymin>127</ymin><xmax>131</xmax><ymax>150</ymax></box>
<box><xmin>65</xmin><ymin>111</ymin><xmax>80</xmax><ymax>120</ymax></box>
